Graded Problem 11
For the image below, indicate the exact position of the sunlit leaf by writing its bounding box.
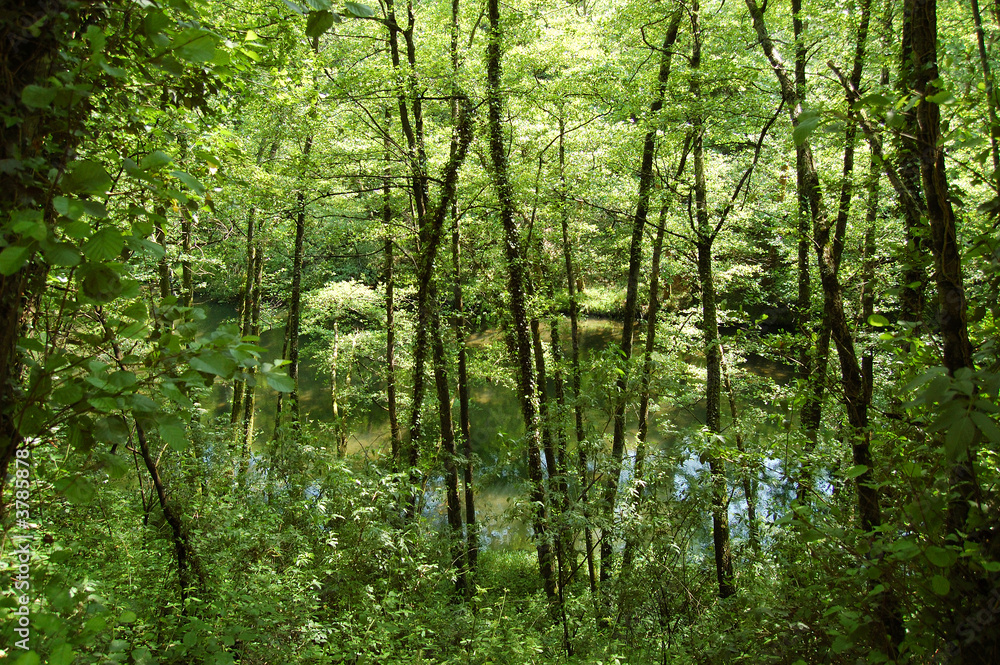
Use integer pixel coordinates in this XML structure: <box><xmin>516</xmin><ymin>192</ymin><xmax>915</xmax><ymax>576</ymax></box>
<box><xmin>344</xmin><ymin>1</ymin><xmax>375</xmax><ymax>17</ymax></box>
<box><xmin>793</xmin><ymin>110</ymin><xmax>821</xmax><ymax>146</ymax></box>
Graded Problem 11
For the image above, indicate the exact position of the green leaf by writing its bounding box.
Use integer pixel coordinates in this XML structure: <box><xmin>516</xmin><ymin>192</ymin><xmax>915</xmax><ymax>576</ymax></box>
<box><xmin>867</xmin><ymin>313</ymin><xmax>890</xmax><ymax>327</ymax></box>
<box><xmin>132</xmin><ymin>647</ymin><xmax>156</xmax><ymax>665</ymax></box>
<box><xmin>132</xmin><ymin>394</ymin><xmax>158</xmax><ymax>413</ymax></box>
<box><xmin>123</xmin><ymin>301</ymin><xmax>149</xmax><ymax>320</ymax></box>
<box><xmin>944</xmin><ymin>414</ymin><xmax>975</xmax><ymax>461</ymax></box>
<box><xmin>793</xmin><ymin>110</ymin><xmax>821</xmax><ymax>146</ymax></box>
<box><xmin>0</xmin><ymin>244</ymin><xmax>33</xmax><ymax>275</ymax></box>
<box><xmin>926</xmin><ymin>90</ymin><xmax>954</xmax><ymax>104</ymax></box>
<box><xmin>52</xmin><ymin>382</ymin><xmax>84</xmax><ymax>406</ymax></box>
<box><xmin>305</xmin><ymin>0</ymin><xmax>332</xmax><ymax>8</ymax></box>
<box><xmin>82</xmin><ymin>227</ymin><xmax>125</xmax><ymax>261</ymax></box>
<box><xmin>854</xmin><ymin>93</ymin><xmax>891</xmax><ymax>109</ymax></box>
<box><xmin>97</xmin><ymin>452</ymin><xmax>130</xmax><ymax>479</ymax></box>
<box><xmin>12</xmin><ymin>210</ymin><xmax>47</xmax><ymax>241</ymax></box>
<box><xmin>79</xmin><ymin>264</ymin><xmax>123</xmax><ymax>304</ymax></box>
<box><xmin>140</xmin><ymin>150</ymin><xmax>173</xmax><ymax>171</ymax></box>
<box><xmin>931</xmin><ymin>574</ymin><xmax>950</xmax><ymax>596</ymax></box>
<box><xmin>265</xmin><ymin>370</ymin><xmax>295</xmax><ymax>392</ymax></box>
<box><xmin>344</xmin><ymin>1</ymin><xmax>375</xmax><ymax>17</ymax></box>
<box><xmin>100</xmin><ymin>61</ymin><xmax>126</xmax><ymax>77</ymax></box>
<box><xmin>48</xmin><ymin>643</ymin><xmax>75</xmax><ymax>665</ymax></box>
<box><xmin>846</xmin><ymin>464</ymin><xmax>869</xmax><ymax>479</ymax></box>
<box><xmin>22</xmin><ymin>85</ymin><xmax>57</xmax><ymax>108</ymax></box>
<box><xmin>94</xmin><ymin>416</ymin><xmax>129</xmax><ymax>445</ymax></box>
<box><xmin>283</xmin><ymin>0</ymin><xmax>307</xmax><ymax>14</ymax></box>
<box><xmin>44</xmin><ymin>241</ymin><xmax>82</xmax><ymax>267</ymax></box>
<box><xmin>63</xmin><ymin>160</ymin><xmax>112</xmax><ymax>194</ymax></box>
<box><xmin>120</xmin><ymin>610</ymin><xmax>138</xmax><ymax>624</ymax></box>
<box><xmin>306</xmin><ymin>10</ymin><xmax>338</xmax><ymax>38</ymax></box>
<box><xmin>190</xmin><ymin>351</ymin><xmax>236</xmax><ymax>377</ymax></box>
<box><xmin>55</xmin><ymin>196</ymin><xmax>86</xmax><ymax>220</ymax></box>
<box><xmin>176</xmin><ymin>32</ymin><xmax>216</xmax><ymax>63</ymax></box>
<box><xmin>55</xmin><ymin>475</ymin><xmax>96</xmax><ymax>505</ymax></box>
<box><xmin>970</xmin><ymin>410</ymin><xmax>1000</xmax><ymax>443</ymax></box>
<box><xmin>170</xmin><ymin>170</ymin><xmax>206</xmax><ymax>194</ymax></box>
<box><xmin>926</xmin><ymin>546</ymin><xmax>958</xmax><ymax>568</ymax></box>
<box><xmin>12</xmin><ymin>651</ymin><xmax>41</xmax><ymax>665</ymax></box>
<box><xmin>158</xmin><ymin>414</ymin><xmax>189</xmax><ymax>451</ymax></box>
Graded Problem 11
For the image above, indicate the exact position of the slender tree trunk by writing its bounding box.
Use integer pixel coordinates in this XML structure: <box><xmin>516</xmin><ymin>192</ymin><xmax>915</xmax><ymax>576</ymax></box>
<box><xmin>447</xmin><ymin>0</ymin><xmax>476</xmax><ymax>584</ymax></box>
<box><xmin>558</xmin><ymin>117</ymin><xmax>597</xmax><ymax>595</ymax></box>
<box><xmin>240</xmin><ymin>215</ymin><xmax>266</xmax><ymax>462</ymax></box>
<box><xmin>600</xmin><ymin>7</ymin><xmax>682</xmax><ymax>586</ymax></box>
<box><xmin>452</xmin><ymin>211</ymin><xmax>477</xmax><ymax>583</ymax></box>
<box><xmin>406</xmin><ymin>98</ymin><xmax>474</xmax><ymax>513</ymax></box>
<box><xmin>179</xmin><ymin>208</ymin><xmax>194</xmax><ymax>308</ymax></box>
<box><xmin>910</xmin><ymin>5</ymin><xmax>990</xmax><ymax>660</ymax></box>
<box><xmin>619</xmin><ymin>200</ymin><xmax>667</xmax><ymax>586</ymax></box>
<box><xmin>745</xmin><ymin>0</ymin><xmax>904</xmax><ymax>652</ymax></box>
<box><xmin>384</xmin><ymin>112</ymin><xmax>403</xmax><ymax>467</ymax></box>
<box><xmin>154</xmin><ymin>209</ymin><xmax>173</xmax><ymax>301</ymax></box>
<box><xmin>285</xmin><ymin>134</ymin><xmax>313</xmax><ymax>429</ymax></box>
<box><xmin>231</xmin><ymin>207</ymin><xmax>256</xmax><ymax>426</ymax></box>
<box><xmin>792</xmin><ymin>0</ymin><xmax>811</xmax><ymax>384</ymax></box>
<box><xmin>100</xmin><ymin>318</ymin><xmax>204</xmax><ymax>606</ymax></box>
<box><xmin>791</xmin><ymin>0</ymin><xmax>830</xmax><ymax>504</ymax></box>
<box><xmin>233</xmin><ymin>139</ymin><xmax>279</xmax><ymax>430</ymax></box>
<box><xmin>690</xmin><ymin>1</ymin><xmax>735</xmax><ymax>599</ymax></box>
<box><xmin>897</xmin><ymin>3</ymin><xmax>928</xmax><ymax>327</ymax></box>
<box><xmin>486</xmin><ymin>0</ymin><xmax>556</xmax><ymax>599</ymax></box>
<box><xmin>429</xmin><ymin>285</ymin><xmax>466</xmax><ymax>593</ymax></box>
<box><xmin>971</xmin><ymin>0</ymin><xmax>1000</xmax><ymax>192</ymax></box>
<box><xmin>860</xmin><ymin>155</ymin><xmax>880</xmax><ymax>403</ymax></box>
<box><xmin>720</xmin><ymin>346</ymin><xmax>760</xmax><ymax>552</ymax></box>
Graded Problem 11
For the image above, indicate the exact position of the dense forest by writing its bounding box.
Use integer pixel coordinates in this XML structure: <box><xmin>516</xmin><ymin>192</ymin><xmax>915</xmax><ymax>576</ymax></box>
<box><xmin>2</xmin><ymin>0</ymin><xmax>999</xmax><ymax>662</ymax></box>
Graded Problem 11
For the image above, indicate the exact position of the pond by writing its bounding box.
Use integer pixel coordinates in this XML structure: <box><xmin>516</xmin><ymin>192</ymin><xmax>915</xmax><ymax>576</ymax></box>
<box><xmin>200</xmin><ymin>301</ymin><xmax>793</xmax><ymax>548</ymax></box>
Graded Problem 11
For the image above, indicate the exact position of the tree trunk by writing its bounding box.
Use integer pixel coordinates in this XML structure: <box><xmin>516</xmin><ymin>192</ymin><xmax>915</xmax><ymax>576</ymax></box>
<box><xmin>745</xmin><ymin>0</ymin><xmax>904</xmax><ymax>652</ymax></box>
<box><xmin>619</xmin><ymin>201</ymin><xmax>667</xmax><ymax>584</ymax></box>
<box><xmin>384</xmin><ymin>111</ymin><xmax>403</xmax><ymax>468</ymax></box>
<box><xmin>179</xmin><ymin>207</ymin><xmax>194</xmax><ymax>309</ymax></box>
<box><xmin>910</xmin><ymin>3</ymin><xmax>992</xmax><ymax>660</ymax></box>
<box><xmin>0</xmin><ymin>1</ymin><xmax>83</xmax><ymax>515</ymax></box>
<box><xmin>558</xmin><ymin>118</ymin><xmax>597</xmax><ymax>596</ymax></box>
<box><xmin>239</xmin><ymin>213</ymin><xmax>266</xmax><ymax>473</ymax></box>
<box><xmin>452</xmin><ymin>211</ymin><xmax>477</xmax><ymax>584</ymax></box>
<box><xmin>972</xmin><ymin>0</ymin><xmax>1000</xmax><ymax>192</ymax></box>
<box><xmin>429</xmin><ymin>286</ymin><xmax>465</xmax><ymax>593</ymax></box>
<box><xmin>720</xmin><ymin>346</ymin><xmax>760</xmax><ymax>552</ymax></box>
<box><xmin>486</xmin><ymin>0</ymin><xmax>556</xmax><ymax>599</ymax></box>
<box><xmin>691</xmin><ymin>1</ymin><xmax>735</xmax><ymax>599</ymax></box>
<box><xmin>897</xmin><ymin>3</ymin><xmax>928</xmax><ymax>327</ymax></box>
<box><xmin>600</xmin><ymin>6</ymin><xmax>682</xmax><ymax>586</ymax></box>
<box><xmin>285</xmin><ymin>133</ymin><xmax>313</xmax><ymax>429</ymax></box>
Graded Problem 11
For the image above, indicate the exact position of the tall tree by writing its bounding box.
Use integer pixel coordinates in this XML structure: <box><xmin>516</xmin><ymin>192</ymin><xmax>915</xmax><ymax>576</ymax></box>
<box><xmin>599</xmin><ymin>5</ymin><xmax>683</xmax><ymax>586</ymax></box>
<box><xmin>486</xmin><ymin>0</ymin><xmax>556</xmax><ymax>599</ymax></box>
<box><xmin>744</xmin><ymin>0</ymin><xmax>905</xmax><ymax>653</ymax></box>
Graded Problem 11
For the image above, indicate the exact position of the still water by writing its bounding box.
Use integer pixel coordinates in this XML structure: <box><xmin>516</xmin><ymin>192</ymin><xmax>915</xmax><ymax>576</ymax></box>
<box><xmin>201</xmin><ymin>302</ymin><xmax>792</xmax><ymax>547</ymax></box>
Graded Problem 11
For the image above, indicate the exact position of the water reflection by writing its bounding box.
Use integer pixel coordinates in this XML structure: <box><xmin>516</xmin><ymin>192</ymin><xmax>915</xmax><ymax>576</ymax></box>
<box><xmin>201</xmin><ymin>302</ymin><xmax>792</xmax><ymax>548</ymax></box>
